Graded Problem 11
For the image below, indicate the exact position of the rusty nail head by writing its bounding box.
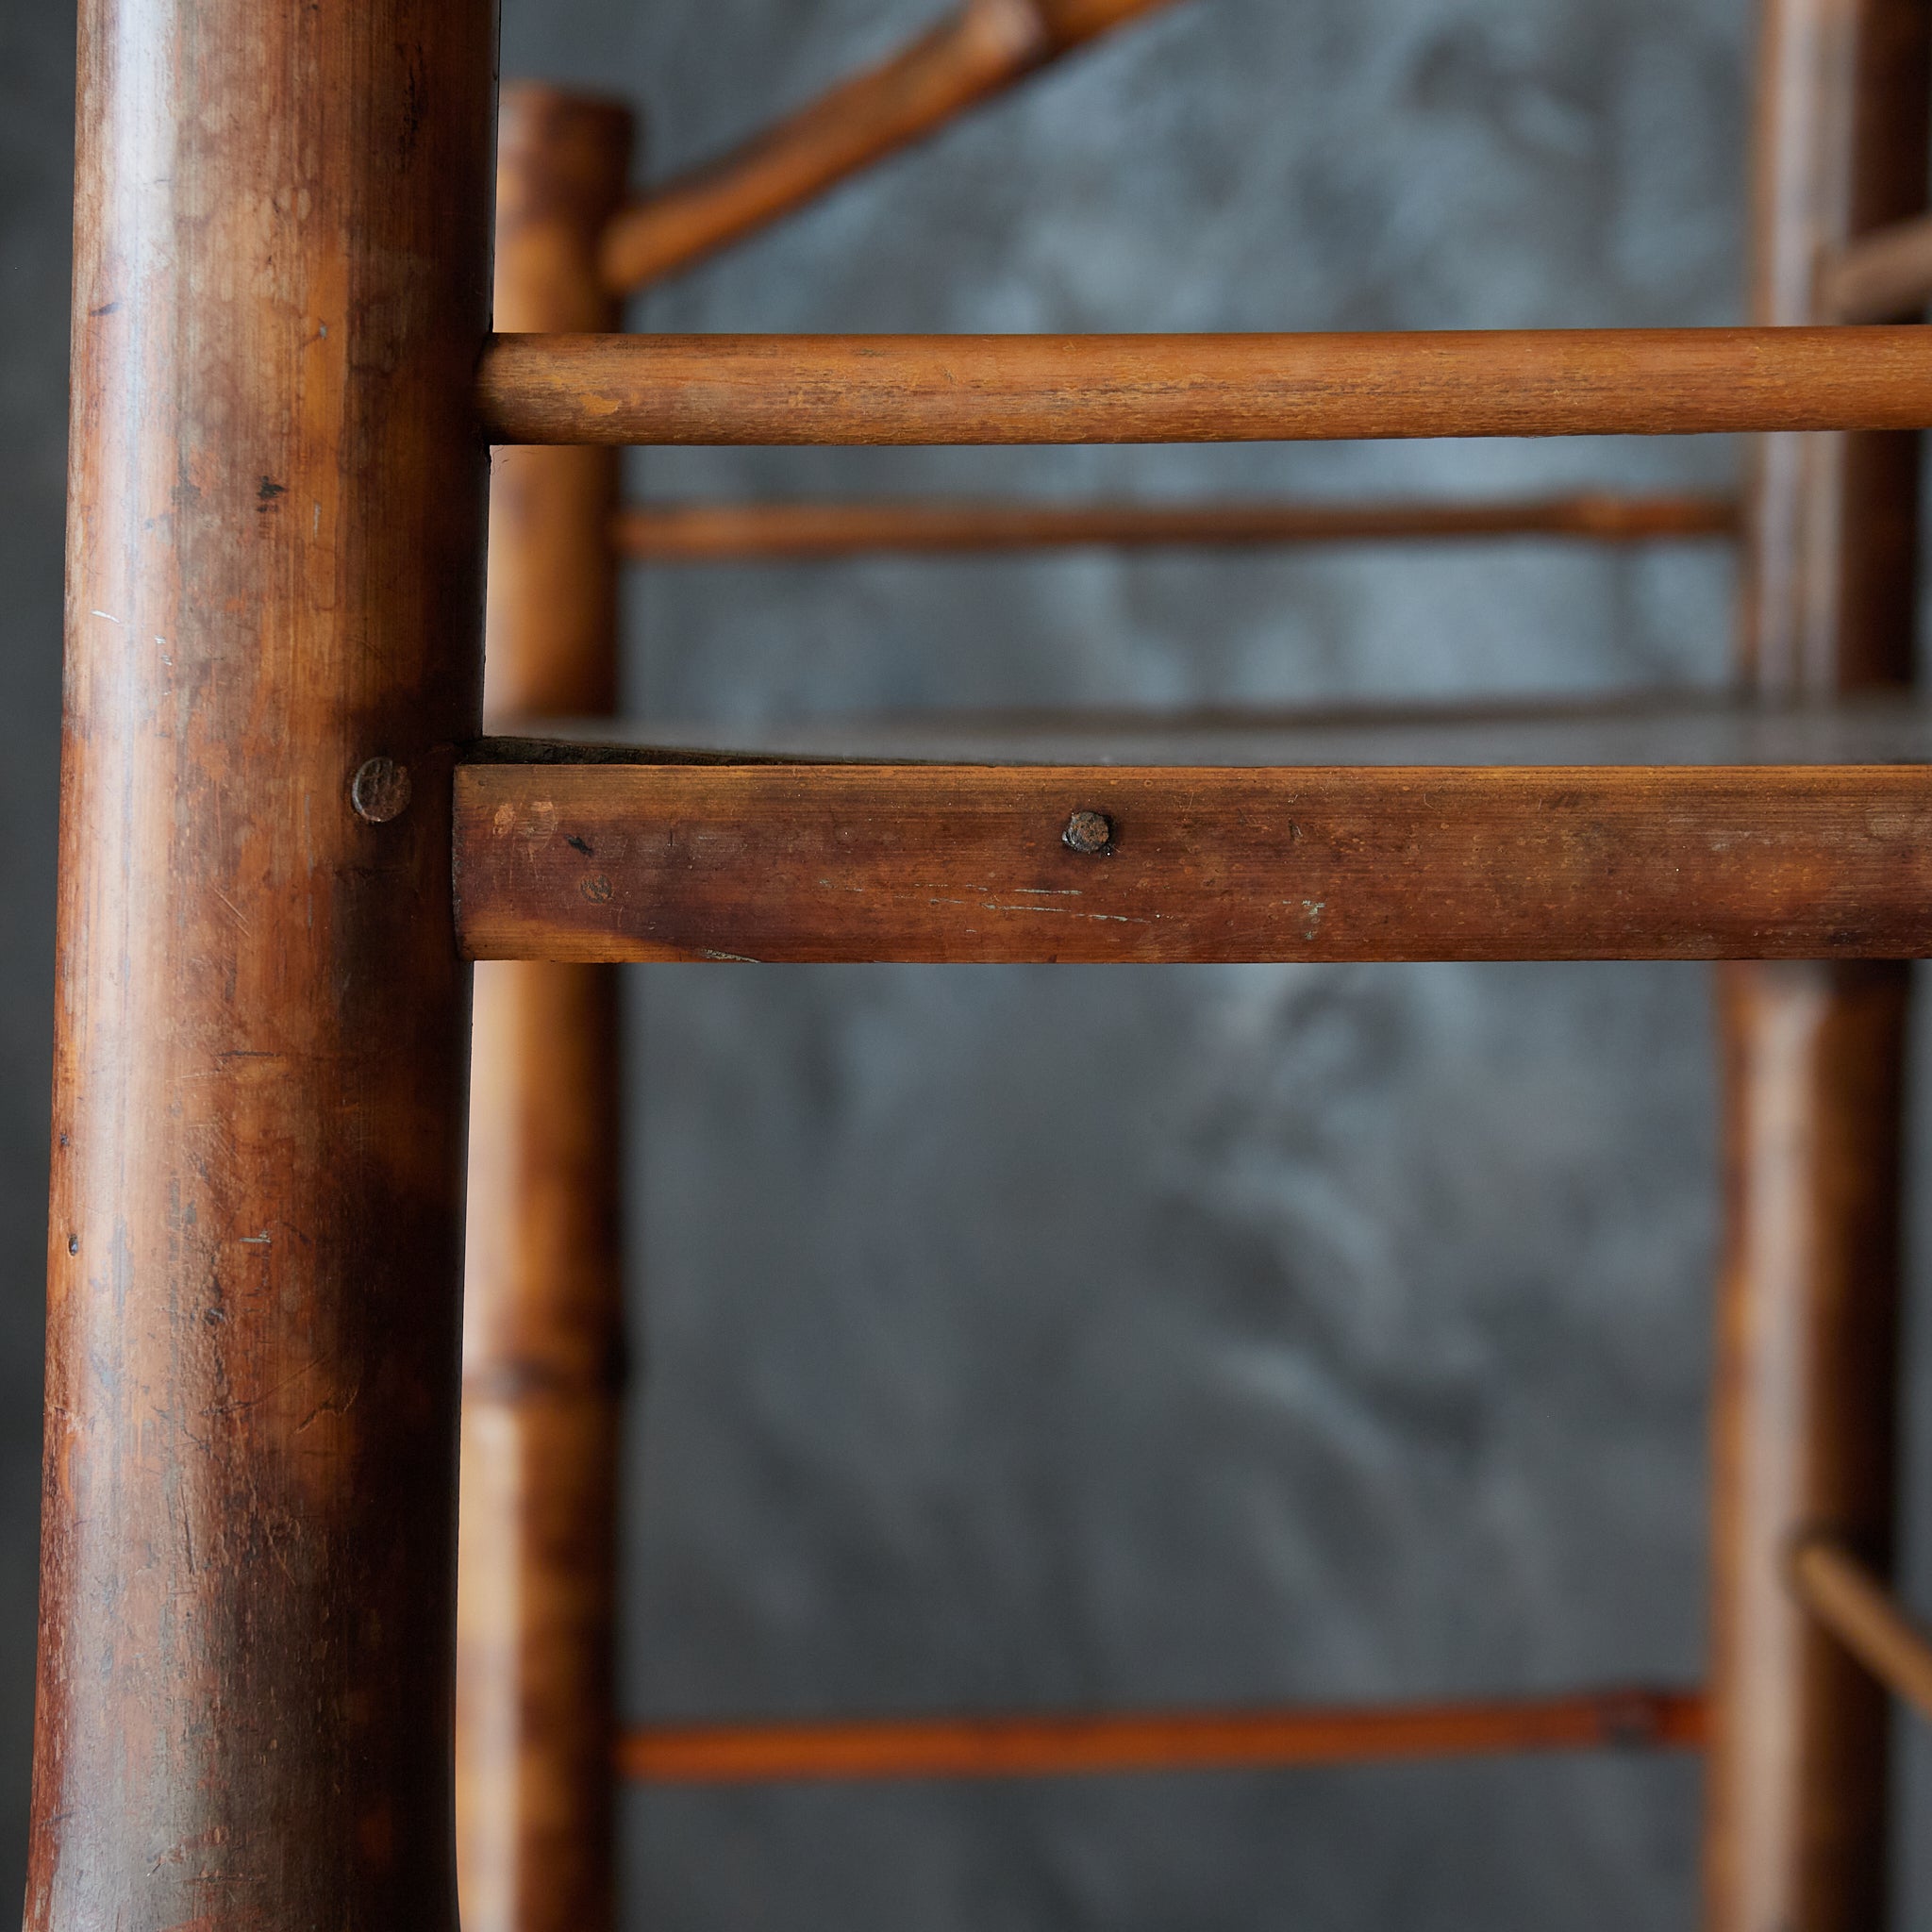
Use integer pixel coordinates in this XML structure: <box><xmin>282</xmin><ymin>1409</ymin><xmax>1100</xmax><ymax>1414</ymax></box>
<box><xmin>1063</xmin><ymin>809</ymin><xmax>1113</xmax><ymax>856</ymax></box>
<box><xmin>352</xmin><ymin>757</ymin><xmax>411</xmax><ymax>824</ymax></box>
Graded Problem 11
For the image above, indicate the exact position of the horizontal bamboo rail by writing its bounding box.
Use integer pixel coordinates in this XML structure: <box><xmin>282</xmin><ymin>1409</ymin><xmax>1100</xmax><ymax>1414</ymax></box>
<box><xmin>455</xmin><ymin>747</ymin><xmax>1932</xmax><ymax>966</ymax></box>
<box><xmin>614</xmin><ymin>492</ymin><xmax>1739</xmax><ymax>561</ymax></box>
<box><xmin>478</xmin><ymin>329</ymin><xmax>1932</xmax><ymax>446</ymax></box>
<box><xmin>616</xmin><ymin>1690</ymin><xmax>1707</xmax><ymax>1784</ymax></box>
<box><xmin>1789</xmin><ymin>1539</ymin><xmax>1932</xmax><ymax>1724</ymax></box>
<box><xmin>1823</xmin><ymin>214</ymin><xmax>1932</xmax><ymax>324</ymax></box>
<box><xmin>599</xmin><ymin>0</ymin><xmax>1188</xmax><ymax>293</ymax></box>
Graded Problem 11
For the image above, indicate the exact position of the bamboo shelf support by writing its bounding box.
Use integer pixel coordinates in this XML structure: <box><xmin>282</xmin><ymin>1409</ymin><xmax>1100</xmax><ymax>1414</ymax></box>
<box><xmin>453</xmin><ymin>706</ymin><xmax>1932</xmax><ymax>965</ymax></box>
<box><xmin>599</xmin><ymin>0</ymin><xmax>1188</xmax><ymax>293</ymax></box>
<box><xmin>478</xmin><ymin>328</ymin><xmax>1932</xmax><ymax>447</ymax></box>
<box><xmin>1824</xmin><ymin>214</ymin><xmax>1932</xmax><ymax>323</ymax></box>
<box><xmin>614</xmin><ymin>492</ymin><xmax>1739</xmax><ymax>561</ymax></box>
<box><xmin>617</xmin><ymin>1690</ymin><xmax>1707</xmax><ymax>1786</ymax></box>
<box><xmin>1789</xmin><ymin>1540</ymin><xmax>1932</xmax><ymax>1724</ymax></box>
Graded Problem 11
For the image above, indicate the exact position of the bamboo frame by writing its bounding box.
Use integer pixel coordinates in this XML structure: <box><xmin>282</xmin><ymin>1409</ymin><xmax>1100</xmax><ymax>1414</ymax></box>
<box><xmin>1789</xmin><ymin>1540</ymin><xmax>1932</xmax><ymax>1724</ymax></box>
<box><xmin>614</xmin><ymin>492</ymin><xmax>1739</xmax><ymax>561</ymax></box>
<box><xmin>39</xmin><ymin>1</ymin><xmax>1931</xmax><ymax>1923</ymax></box>
<box><xmin>599</xmin><ymin>0</ymin><xmax>1188</xmax><ymax>292</ymax></box>
<box><xmin>479</xmin><ymin>327</ymin><xmax>1932</xmax><ymax>446</ymax></box>
<box><xmin>618</xmin><ymin>1690</ymin><xmax>1707</xmax><ymax>1785</ymax></box>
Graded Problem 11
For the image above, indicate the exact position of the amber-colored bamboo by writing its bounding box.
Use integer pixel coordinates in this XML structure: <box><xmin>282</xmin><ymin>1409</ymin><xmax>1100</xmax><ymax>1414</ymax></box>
<box><xmin>479</xmin><ymin>328</ymin><xmax>1932</xmax><ymax>448</ymax></box>
<box><xmin>1823</xmin><ymin>214</ymin><xmax>1932</xmax><ymax>324</ymax></box>
<box><xmin>614</xmin><ymin>492</ymin><xmax>1739</xmax><ymax>561</ymax></box>
<box><xmin>31</xmin><ymin>2</ymin><xmax>496</xmax><ymax>1926</ymax></box>
<box><xmin>458</xmin><ymin>86</ymin><xmax>632</xmax><ymax>1932</ymax></box>
<box><xmin>1706</xmin><ymin>5</ymin><xmax>1926</xmax><ymax>1930</ymax></box>
<box><xmin>599</xmin><ymin>0</ymin><xmax>1187</xmax><ymax>293</ymax></box>
<box><xmin>616</xmin><ymin>1690</ymin><xmax>1707</xmax><ymax>1785</ymax></box>
<box><xmin>1790</xmin><ymin>1540</ymin><xmax>1932</xmax><ymax>1724</ymax></box>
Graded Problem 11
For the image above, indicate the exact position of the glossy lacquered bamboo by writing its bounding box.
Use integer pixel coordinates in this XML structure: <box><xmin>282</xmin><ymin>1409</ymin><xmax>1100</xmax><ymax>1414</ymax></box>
<box><xmin>479</xmin><ymin>328</ymin><xmax>1932</xmax><ymax>447</ymax></box>
<box><xmin>599</xmin><ymin>0</ymin><xmax>1185</xmax><ymax>292</ymax></box>
<box><xmin>614</xmin><ymin>492</ymin><xmax>1738</xmax><ymax>561</ymax></box>
<box><xmin>1824</xmin><ymin>214</ymin><xmax>1932</xmax><ymax>324</ymax></box>
<box><xmin>454</xmin><ymin>754</ymin><xmax>1932</xmax><ymax>965</ymax></box>
<box><xmin>618</xmin><ymin>1690</ymin><xmax>1707</xmax><ymax>1785</ymax></box>
<box><xmin>458</xmin><ymin>88</ymin><xmax>631</xmax><ymax>1932</ymax></box>
<box><xmin>1789</xmin><ymin>1540</ymin><xmax>1932</xmax><ymax>1724</ymax></box>
<box><xmin>1707</xmin><ymin>5</ymin><xmax>1926</xmax><ymax>1929</ymax></box>
<box><xmin>32</xmin><ymin>2</ymin><xmax>496</xmax><ymax>1927</ymax></box>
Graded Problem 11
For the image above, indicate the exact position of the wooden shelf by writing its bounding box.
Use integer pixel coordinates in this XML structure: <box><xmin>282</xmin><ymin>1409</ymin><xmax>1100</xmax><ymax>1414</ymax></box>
<box><xmin>455</xmin><ymin>696</ymin><xmax>1932</xmax><ymax>965</ymax></box>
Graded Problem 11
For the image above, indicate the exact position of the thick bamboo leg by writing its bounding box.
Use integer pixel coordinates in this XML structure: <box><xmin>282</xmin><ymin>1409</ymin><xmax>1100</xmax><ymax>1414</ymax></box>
<box><xmin>1707</xmin><ymin>5</ymin><xmax>1928</xmax><ymax>1929</ymax></box>
<box><xmin>458</xmin><ymin>86</ymin><xmax>633</xmax><ymax>1932</ymax></box>
<box><xmin>30</xmin><ymin>2</ymin><xmax>496</xmax><ymax>1927</ymax></box>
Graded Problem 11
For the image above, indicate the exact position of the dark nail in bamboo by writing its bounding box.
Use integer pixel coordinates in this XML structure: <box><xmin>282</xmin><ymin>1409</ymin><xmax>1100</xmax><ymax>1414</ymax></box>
<box><xmin>31</xmin><ymin>2</ymin><xmax>497</xmax><ymax>1925</ymax></box>
<box><xmin>458</xmin><ymin>84</ymin><xmax>633</xmax><ymax>1932</ymax></box>
<box><xmin>478</xmin><ymin>328</ymin><xmax>1932</xmax><ymax>448</ymax></box>
<box><xmin>1708</xmin><ymin>9</ymin><xmax>1928</xmax><ymax>1925</ymax></box>
<box><xmin>1789</xmin><ymin>1539</ymin><xmax>1932</xmax><ymax>1724</ymax></box>
<box><xmin>617</xmin><ymin>1690</ymin><xmax>1707</xmax><ymax>1785</ymax></box>
<box><xmin>613</xmin><ymin>492</ymin><xmax>1740</xmax><ymax>561</ymax></box>
<box><xmin>599</xmin><ymin>0</ymin><xmax>1187</xmax><ymax>293</ymax></box>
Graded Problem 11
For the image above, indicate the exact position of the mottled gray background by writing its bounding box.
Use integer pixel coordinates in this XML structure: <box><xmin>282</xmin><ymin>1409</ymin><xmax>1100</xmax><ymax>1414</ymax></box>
<box><xmin>1</xmin><ymin>1</ymin><xmax>1930</xmax><ymax>1927</ymax></box>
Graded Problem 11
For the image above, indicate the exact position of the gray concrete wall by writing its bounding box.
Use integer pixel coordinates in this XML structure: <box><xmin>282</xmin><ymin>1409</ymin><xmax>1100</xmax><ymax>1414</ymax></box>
<box><xmin>0</xmin><ymin>1</ymin><xmax>1927</xmax><ymax>1927</ymax></box>
<box><xmin>0</xmin><ymin>0</ymin><xmax>74</xmax><ymax>1913</ymax></box>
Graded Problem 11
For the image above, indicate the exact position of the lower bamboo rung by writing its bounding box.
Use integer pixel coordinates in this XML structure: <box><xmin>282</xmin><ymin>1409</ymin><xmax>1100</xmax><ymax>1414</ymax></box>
<box><xmin>614</xmin><ymin>492</ymin><xmax>1738</xmax><ymax>562</ymax></box>
<box><xmin>617</xmin><ymin>1690</ymin><xmax>1707</xmax><ymax>1785</ymax></box>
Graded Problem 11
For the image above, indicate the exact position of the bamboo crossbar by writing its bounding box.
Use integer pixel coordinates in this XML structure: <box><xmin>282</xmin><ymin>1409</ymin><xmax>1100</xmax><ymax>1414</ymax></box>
<box><xmin>614</xmin><ymin>492</ymin><xmax>1740</xmax><ymax>560</ymax></box>
<box><xmin>455</xmin><ymin>724</ymin><xmax>1932</xmax><ymax>966</ymax></box>
<box><xmin>1789</xmin><ymin>1540</ymin><xmax>1932</xmax><ymax>1724</ymax></box>
<box><xmin>599</xmin><ymin>0</ymin><xmax>1187</xmax><ymax>293</ymax></box>
<box><xmin>1823</xmin><ymin>215</ymin><xmax>1932</xmax><ymax>324</ymax></box>
<box><xmin>615</xmin><ymin>1690</ymin><xmax>1707</xmax><ymax>1785</ymax></box>
<box><xmin>477</xmin><ymin>328</ymin><xmax>1932</xmax><ymax>446</ymax></box>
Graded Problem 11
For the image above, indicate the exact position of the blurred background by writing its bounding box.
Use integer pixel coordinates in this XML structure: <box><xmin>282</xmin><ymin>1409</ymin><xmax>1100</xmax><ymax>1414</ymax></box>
<box><xmin>3</xmin><ymin>0</ymin><xmax>1931</xmax><ymax>1926</ymax></box>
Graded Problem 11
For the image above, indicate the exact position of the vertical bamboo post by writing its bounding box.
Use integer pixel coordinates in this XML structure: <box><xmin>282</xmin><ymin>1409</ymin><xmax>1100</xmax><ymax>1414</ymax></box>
<box><xmin>30</xmin><ymin>1</ymin><xmax>497</xmax><ymax>1926</ymax></box>
<box><xmin>458</xmin><ymin>86</ymin><xmax>633</xmax><ymax>1932</ymax></box>
<box><xmin>1707</xmin><ymin>4</ymin><xmax>1928</xmax><ymax>1929</ymax></box>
